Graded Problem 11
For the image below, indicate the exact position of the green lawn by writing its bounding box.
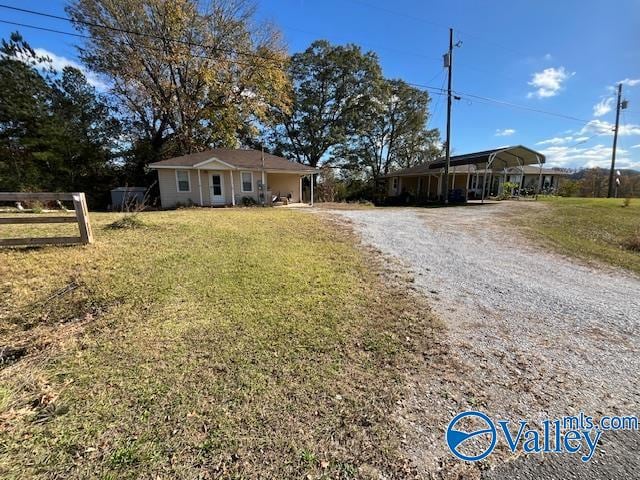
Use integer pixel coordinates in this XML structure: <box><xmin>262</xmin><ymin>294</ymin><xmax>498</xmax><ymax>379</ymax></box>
<box><xmin>517</xmin><ymin>197</ymin><xmax>640</xmax><ymax>275</ymax></box>
<box><xmin>0</xmin><ymin>209</ymin><xmax>439</xmax><ymax>479</ymax></box>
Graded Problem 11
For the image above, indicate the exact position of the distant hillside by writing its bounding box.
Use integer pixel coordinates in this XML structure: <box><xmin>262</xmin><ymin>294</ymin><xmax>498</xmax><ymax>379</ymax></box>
<box><xmin>568</xmin><ymin>167</ymin><xmax>640</xmax><ymax>197</ymax></box>
<box><xmin>571</xmin><ymin>168</ymin><xmax>640</xmax><ymax>180</ymax></box>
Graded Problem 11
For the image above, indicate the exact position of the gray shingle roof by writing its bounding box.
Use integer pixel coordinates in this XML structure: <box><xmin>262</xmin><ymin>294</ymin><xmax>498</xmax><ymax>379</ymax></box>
<box><xmin>149</xmin><ymin>149</ymin><xmax>317</xmax><ymax>172</ymax></box>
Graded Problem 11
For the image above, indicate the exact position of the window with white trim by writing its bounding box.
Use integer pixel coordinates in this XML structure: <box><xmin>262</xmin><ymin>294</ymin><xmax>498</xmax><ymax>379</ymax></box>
<box><xmin>176</xmin><ymin>170</ymin><xmax>190</xmax><ymax>192</ymax></box>
<box><xmin>241</xmin><ymin>171</ymin><xmax>253</xmax><ymax>192</ymax></box>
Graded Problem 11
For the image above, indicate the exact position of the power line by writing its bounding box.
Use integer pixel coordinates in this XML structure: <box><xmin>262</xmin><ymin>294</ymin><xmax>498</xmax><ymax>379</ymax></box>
<box><xmin>343</xmin><ymin>0</ymin><xmax>534</xmax><ymax>60</ymax></box>
<box><xmin>279</xmin><ymin>21</ymin><xmax>439</xmax><ymax>62</ymax></box>
<box><xmin>453</xmin><ymin>91</ymin><xmax>603</xmax><ymax>126</ymax></box>
<box><xmin>0</xmin><ymin>8</ymin><xmax>617</xmax><ymax>137</ymax></box>
<box><xmin>0</xmin><ymin>3</ymin><xmax>286</xmax><ymax>65</ymax></box>
<box><xmin>424</xmin><ymin>68</ymin><xmax>445</xmax><ymax>86</ymax></box>
<box><xmin>0</xmin><ymin>18</ymin><xmax>87</xmax><ymax>40</ymax></box>
<box><xmin>0</xmin><ymin>18</ymin><xmax>278</xmax><ymax>70</ymax></box>
<box><xmin>409</xmin><ymin>80</ymin><xmax>601</xmax><ymax>125</ymax></box>
<box><xmin>407</xmin><ymin>80</ymin><xmax>614</xmax><ymax>137</ymax></box>
<box><xmin>428</xmin><ymin>72</ymin><xmax>448</xmax><ymax>128</ymax></box>
<box><xmin>1</xmin><ymin>2</ymin><xmax>449</xmax><ymax>68</ymax></box>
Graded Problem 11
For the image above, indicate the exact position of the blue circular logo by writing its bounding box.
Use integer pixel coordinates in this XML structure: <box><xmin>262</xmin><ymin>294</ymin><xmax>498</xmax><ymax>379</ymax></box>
<box><xmin>446</xmin><ymin>411</ymin><xmax>497</xmax><ymax>462</ymax></box>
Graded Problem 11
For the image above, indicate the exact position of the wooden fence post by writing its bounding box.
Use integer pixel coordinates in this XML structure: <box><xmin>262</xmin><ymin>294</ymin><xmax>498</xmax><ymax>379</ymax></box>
<box><xmin>72</xmin><ymin>192</ymin><xmax>94</xmax><ymax>244</ymax></box>
<box><xmin>0</xmin><ymin>192</ymin><xmax>94</xmax><ymax>247</ymax></box>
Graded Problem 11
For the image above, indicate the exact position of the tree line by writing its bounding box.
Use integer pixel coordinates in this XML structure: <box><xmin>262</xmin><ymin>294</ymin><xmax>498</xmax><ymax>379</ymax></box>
<box><xmin>0</xmin><ymin>0</ymin><xmax>440</xmax><ymax>207</ymax></box>
<box><xmin>560</xmin><ymin>168</ymin><xmax>640</xmax><ymax>198</ymax></box>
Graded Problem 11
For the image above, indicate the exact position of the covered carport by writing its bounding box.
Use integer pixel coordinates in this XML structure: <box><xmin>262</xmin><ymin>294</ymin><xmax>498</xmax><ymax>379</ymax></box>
<box><xmin>427</xmin><ymin>145</ymin><xmax>546</xmax><ymax>202</ymax></box>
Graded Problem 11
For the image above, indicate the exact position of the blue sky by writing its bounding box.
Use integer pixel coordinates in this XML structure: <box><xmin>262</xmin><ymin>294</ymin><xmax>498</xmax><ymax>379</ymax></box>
<box><xmin>1</xmin><ymin>0</ymin><xmax>639</xmax><ymax>169</ymax></box>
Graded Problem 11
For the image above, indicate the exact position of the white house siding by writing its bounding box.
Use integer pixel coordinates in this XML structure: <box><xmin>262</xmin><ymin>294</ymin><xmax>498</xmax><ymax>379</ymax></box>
<box><xmin>157</xmin><ymin>168</ymin><xmax>202</xmax><ymax>207</ymax></box>
<box><xmin>157</xmin><ymin>168</ymin><xmax>304</xmax><ymax>208</ymax></box>
<box><xmin>267</xmin><ymin>173</ymin><xmax>302</xmax><ymax>203</ymax></box>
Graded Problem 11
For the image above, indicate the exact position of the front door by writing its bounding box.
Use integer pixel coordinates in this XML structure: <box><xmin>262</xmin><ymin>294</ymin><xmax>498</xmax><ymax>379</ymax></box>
<box><xmin>210</xmin><ymin>173</ymin><xmax>225</xmax><ymax>204</ymax></box>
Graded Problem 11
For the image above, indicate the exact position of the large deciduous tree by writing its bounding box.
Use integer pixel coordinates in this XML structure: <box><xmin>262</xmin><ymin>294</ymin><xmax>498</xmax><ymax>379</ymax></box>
<box><xmin>334</xmin><ymin>79</ymin><xmax>440</xmax><ymax>178</ymax></box>
<box><xmin>66</xmin><ymin>0</ymin><xmax>291</xmax><ymax>162</ymax></box>
<box><xmin>270</xmin><ymin>40</ymin><xmax>383</xmax><ymax>167</ymax></box>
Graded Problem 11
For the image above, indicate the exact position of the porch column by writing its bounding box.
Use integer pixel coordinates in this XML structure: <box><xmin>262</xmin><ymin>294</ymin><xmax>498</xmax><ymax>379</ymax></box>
<box><xmin>537</xmin><ymin>156</ymin><xmax>543</xmax><ymax>196</ymax></box>
<box><xmin>197</xmin><ymin>168</ymin><xmax>203</xmax><ymax>206</ymax></box>
<box><xmin>438</xmin><ymin>172</ymin><xmax>443</xmax><ymax>197</ymax></box>
<box><xmin>230</xmin><ymin>170</ymin><xmax>236</xmax><ymax>206</ymax></box>
<box><xmin>427</xmin><ymin>174</ymin><xmax>431</xmax><ymax>199</ymax></box>
<box><xmin>481</xmin><ymin>164</ymin><xmax>489</xmax><ymax>204</ymax></box>
<box><xmin>299</xmin><ymin>176</ymin><xmax>303</xmax><ymax>203</ymax></box>
<box><xmin>261</xmin><ymin>170</ymin><xmax>266</xmax><ymax>205</ymax></box>
<box><xmin>310</xmin><ymin>173</ymin><xmax>314</xmax><ymax>206</ymax></box>
<box><xmin>451</xmin><ymin>166</ymin><xmax>456</xmax><ymax>188</ymax></box>
<box><xmin>502</xmin><ymin>165</ymin><xmax>508</xmax><ymax>195</ymax></box>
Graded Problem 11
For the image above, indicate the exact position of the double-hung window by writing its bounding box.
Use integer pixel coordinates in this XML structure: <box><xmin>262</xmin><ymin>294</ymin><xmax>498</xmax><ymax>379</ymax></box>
<box><xmin>241</xmin><ymin>172</ymin><xmax>253</xmax><ymax>192</ymax></box>
<box><xmin>176</xmin><ymin>170</ymin><xmax>190</xmax><ymax>192</ymax></box>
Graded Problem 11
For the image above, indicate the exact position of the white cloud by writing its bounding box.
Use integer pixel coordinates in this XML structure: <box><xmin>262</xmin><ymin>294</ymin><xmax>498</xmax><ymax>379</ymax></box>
<box><xmin>543</xmin><ymin>53</ymin><xmax>553</xmax><ymax>61</ymax></box>
<box><xmin>527</xmin><ymin>67</ymin><xmax>574</xmax><ymax>98</ymax></box>
<box><xmin>33</xmin><ymin>48</ymin><xmax>108</xmax><ymax>90</ymax></box>
<box><xmin>592</xmin><ymin>97</ymin><xmax>614</xmax><ymax>117</ymax></box>
<box><xmin>606</xmin><ymin>78</ymin><xmax>640</xmax><ymax>93</ymax></box>
<box><xmin>579</xmin><ymin>119</ymin><xmax>640</xmax><ymax>137</ymax></box>
<box><xmin>632</xmin><ymin>144</ymin><xmax>640</xmax><ymax>149</ymax></box>
<box><xmin>495</xmin><ymin>128</ymin><xmax>516</xmax><ymax>137</ymax></box>
<box><xmin>619</xmin><ymin>78</ymin><xmax>640</xmax><ymax>87</ymax></box>
<box><xmin>536</xmin><ymin>136</ymin><xmax>573</xmax><ymax>146</ymax></box>
<box><xmin>541</xmin><ymin>144</ymin><xmax>639</xmax><ymax>169</ymax></box>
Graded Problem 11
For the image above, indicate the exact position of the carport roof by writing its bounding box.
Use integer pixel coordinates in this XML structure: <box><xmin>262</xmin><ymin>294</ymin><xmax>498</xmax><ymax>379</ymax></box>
<box><xmin>384</xmin><ymin>145</ymin><xmax>546</xmax><ymax>177</ymax></box>
<box><xmin>428</xmin><ymin>145</ymin><xmax>545</xmax><ymax>169</ymax></box>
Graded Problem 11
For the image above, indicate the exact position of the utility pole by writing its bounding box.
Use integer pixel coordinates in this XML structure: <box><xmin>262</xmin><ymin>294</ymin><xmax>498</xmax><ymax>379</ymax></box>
<box><xmin>443</xmin><ymin>28</ymin><xmax>453</xmax><ymax>204</ymax></box>
<box><xmin>607</xmin><ymin>83</ymin><xmax>623</xmax><ymax>198</ymax></box>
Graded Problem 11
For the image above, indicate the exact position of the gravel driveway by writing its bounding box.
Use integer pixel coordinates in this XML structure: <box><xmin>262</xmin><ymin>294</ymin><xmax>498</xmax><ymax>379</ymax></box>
<box><xmin>325</xmin><ymin>202</ymin><xmax>640</xmax><ymax>479</ymax></box>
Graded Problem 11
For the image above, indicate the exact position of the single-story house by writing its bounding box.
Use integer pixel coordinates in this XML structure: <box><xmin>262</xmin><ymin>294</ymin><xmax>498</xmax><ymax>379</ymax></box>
<box><xmin>380</xmin><ymin>145</ymin><xmax>571</xmax><ymax>202</ymax></box>
<box><xmin>149</xmin><ymin>149</ymin><xmax>318</xmax><ymax>208</ymax></box>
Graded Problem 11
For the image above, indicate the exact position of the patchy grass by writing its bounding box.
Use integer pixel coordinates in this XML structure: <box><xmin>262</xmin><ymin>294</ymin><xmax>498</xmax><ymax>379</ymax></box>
<box><xmin>314</xmin><ymin>201</ymin><xmax>376</xmax><ymax>210</ymax></box>
<box><xmin>0</xmin><ymin>209</ymin><xmax>441</xmax><ymax>479</ymax></box>
<box><xmin>106</xmin><ymin>214</ymin><xmax>147</xmax><ymax>230</ymax></box>
<box><xmin>516</xmin><ymin>197</ymin><xmax>640</xmax><ymax>275</ymax></box>
<box><xmin>623</xmin><ymin>230</ymin><xmax>640</xmax><ymax>252</ymax></box>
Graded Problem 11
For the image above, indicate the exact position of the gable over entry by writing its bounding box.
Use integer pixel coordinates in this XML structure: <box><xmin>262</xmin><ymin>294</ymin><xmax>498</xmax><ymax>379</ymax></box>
<box><xmin>149</xmin><ymin>149</ymin><xmax>318</xmax><ymax>208</ymax></box>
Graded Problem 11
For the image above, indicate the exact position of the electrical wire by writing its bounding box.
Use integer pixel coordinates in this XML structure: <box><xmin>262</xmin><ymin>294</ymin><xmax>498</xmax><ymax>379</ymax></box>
<box><xmin>428</xmin><ymin>71</ymin><xmax>447</xmax><ymax>128</ymax></box>
<box><xmin>0</xmin><ymin>18</ymin><xmax>281</xmax><ymax>70</ymax></box>
<box><xmin>0</xmin><ymin>4</ymin><xmax>287</xmax><ymax>65</ymax></box>
<box><xmin>0</xmin><ymin>6</ymin><xmax>619</xmax><ymax>136</ymax></box>
<box><xmin>343</xmin><ymin>0</ymin><xmax>534</xmax><ymax>60</ymax></box>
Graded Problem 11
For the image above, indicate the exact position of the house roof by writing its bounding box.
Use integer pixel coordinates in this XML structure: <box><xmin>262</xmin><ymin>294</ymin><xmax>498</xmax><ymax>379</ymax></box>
<box><xmin>149</xmin><ymin>149</ymin><xmax>317</xmax><ymax>173</ymax></box>
<box><xmin>384</xmin><ymin>145</ymin><xmax>547</xmax><ymax>177</ymax></box>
